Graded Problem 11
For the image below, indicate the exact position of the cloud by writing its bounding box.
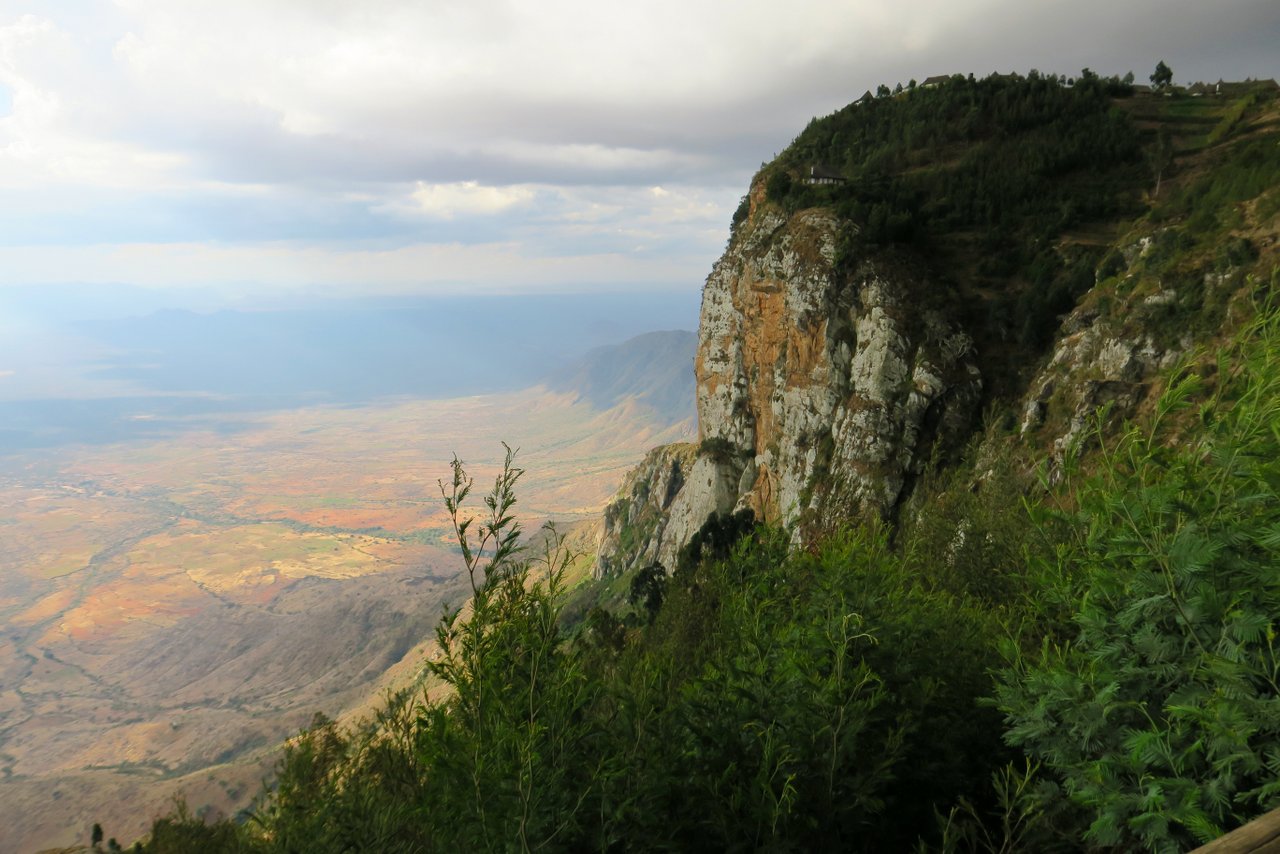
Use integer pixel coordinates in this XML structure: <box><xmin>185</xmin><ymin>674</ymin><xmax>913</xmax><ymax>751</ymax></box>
<box><xmin>0</xmin><ymin>0</ymin><xmax>1276</xmax><ymax>295</ymax></box>
<box><xmin>0</xmin><ymin>168</ymin><xmax>742</xmax><ymax>288</ymax></box>
<box><xmin>408</xmin><ymin>182</ymin><xmax>534</xmax><ymax>219</ymax></box>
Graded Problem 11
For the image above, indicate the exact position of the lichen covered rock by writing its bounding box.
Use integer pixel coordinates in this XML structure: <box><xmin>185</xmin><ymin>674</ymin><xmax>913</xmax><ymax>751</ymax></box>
<box><xmin>594</xmin><ymin>194</ymin><xmax>983</xmax><ymax>575</ymax></box>
<box><xmin>691</xmin><ymin>200</ymin><xmax>982</xmax><ymax>536</ymax></box>
<box><xmin>1018</xmin><ymin>271</ymin><xmax>1192</xmax><ymax>470</ymax></box>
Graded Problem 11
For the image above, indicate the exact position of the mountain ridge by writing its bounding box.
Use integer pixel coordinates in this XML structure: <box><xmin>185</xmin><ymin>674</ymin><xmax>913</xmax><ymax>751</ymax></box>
<box><xmin>545</xmin><ymin>329</ymin><xmax>696</xmax><ymax>426</ymax></box>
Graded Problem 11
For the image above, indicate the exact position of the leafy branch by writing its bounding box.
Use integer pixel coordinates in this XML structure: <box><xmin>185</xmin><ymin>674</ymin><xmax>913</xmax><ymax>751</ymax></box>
<box><xmin>440</xmin><ymin>441</ymin><xmax>525</xmax><ymax>596</ymax></box>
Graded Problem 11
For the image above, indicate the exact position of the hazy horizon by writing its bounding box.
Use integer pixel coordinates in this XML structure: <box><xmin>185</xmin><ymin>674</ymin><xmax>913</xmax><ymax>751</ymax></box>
<box><xmin>0</xmin><ymin>289</ymin><xmax>699</xmax><ymax>451</ymax></box>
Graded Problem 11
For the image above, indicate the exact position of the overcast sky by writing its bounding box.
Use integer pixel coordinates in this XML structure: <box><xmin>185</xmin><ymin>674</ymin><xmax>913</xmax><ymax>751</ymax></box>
<box><xmin>1</xmin><ymin>0</ymin><xmax>1276</xmax><ymax>299</ymax></box>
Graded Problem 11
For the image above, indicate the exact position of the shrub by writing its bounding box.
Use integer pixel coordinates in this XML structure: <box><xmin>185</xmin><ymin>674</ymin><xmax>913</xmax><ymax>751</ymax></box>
<box><xmin>996</xmin><ymin>306</ymin><xmax>1280</xmax><ymax>850</ymax></box>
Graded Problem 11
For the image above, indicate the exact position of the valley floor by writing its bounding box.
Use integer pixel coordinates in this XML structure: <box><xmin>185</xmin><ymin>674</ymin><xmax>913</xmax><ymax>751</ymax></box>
<box><xmin>0</xmin><ymin>387</ymin><xmax>690</xmax><ymax>852</ymax></box>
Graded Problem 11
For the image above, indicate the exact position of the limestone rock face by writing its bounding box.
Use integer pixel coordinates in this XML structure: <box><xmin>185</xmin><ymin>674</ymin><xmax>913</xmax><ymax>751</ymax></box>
<box><xmin>698</xmin><ymin>209</ymin><xmax>982</xmax><ymax>531</ymax></box>
<box><xmin>593</xmin><ymin>197</ymin><xmax>983</xmax><ymax>576</ymax></box>
<box><xmin>654</xmin><ymin>452</ymin><xmax>744</xmax><ymax>569</ymax></box>
<box><xmin>593</xmin><ymin>443</ymin><xmax>699</xmax><ymax>578</ymax></box>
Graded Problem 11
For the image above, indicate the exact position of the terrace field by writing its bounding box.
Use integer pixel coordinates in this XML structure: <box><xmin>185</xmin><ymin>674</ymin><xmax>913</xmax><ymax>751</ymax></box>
<box><xmin>0</xmin><ymin>386</ymin><xmax>691</xmax><ymax>852</ymax></box>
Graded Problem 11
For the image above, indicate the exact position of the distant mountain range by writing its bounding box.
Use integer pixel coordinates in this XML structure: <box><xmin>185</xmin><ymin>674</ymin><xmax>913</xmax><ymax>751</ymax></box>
<box><xmin>0</xmin><ymin>291</ymin><xmax>699</xmax><ymax>402</ymax></box>
<box><xmin>0</xmin><ymin>292</ymin><xmax>699</xmax><ymax>452</ymax></box>
<box><xmin>547</xmin><ymin>330</ymin><xmax>696</xmax><ymax>425</ymax></box>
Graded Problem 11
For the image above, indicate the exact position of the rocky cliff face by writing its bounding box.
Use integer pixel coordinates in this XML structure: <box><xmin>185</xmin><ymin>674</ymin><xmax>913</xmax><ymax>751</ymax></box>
<box><xmin>594</xmin><ymin>443</ymin><xmax>698</xmax><ymax>577</ymax></box>
<box><xmin>595</xmin><ymin>185</ymin><xmax>984</xmax><ymax>575</ymax></box>
<box><xmin>696</xmin><ymin>200</ymin><xmax>983</xmax><ymax>529</ymax></box>
<box><xmin>595</xmin><ymin>134</ymin><xmax>1275</xmax><ymax>580</ymax></box>
<box><xmin>1015</xmin><ymin>230</ymin><xmax>1227</xmax><ymax>475</ymax></box>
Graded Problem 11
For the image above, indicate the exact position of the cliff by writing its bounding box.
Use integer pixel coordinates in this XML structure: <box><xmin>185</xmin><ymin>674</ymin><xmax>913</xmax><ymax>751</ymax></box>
<box><xmin>595</xmin><ymin>193</ymin><xmax>982</xmax><ymax>575</ymax></box>
<box><xmin>595</xmin><ymin>73</ymin><xmax>1280</xmax><ymax>578</ymax></box>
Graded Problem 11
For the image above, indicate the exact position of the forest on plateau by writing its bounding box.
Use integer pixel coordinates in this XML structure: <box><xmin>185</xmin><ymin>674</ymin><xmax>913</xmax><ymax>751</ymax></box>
<box><xmin>120</xmin><ymin>71</ymin><xmax>1280</xmax><ymax>852</ymax></box>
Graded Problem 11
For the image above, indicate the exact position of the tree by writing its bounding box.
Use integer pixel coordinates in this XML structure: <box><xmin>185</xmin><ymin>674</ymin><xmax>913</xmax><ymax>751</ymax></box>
<box><xmin>438</xmin><ymin>442</ymin><xmax>524</xmax><ymax>596</ymax></box>
<box><xmin>765</xmin><ymin>169</ymin><xmax>792</xmax><ymax>203</ymax></box>
<box><xmin>1151</xmin><ymin>60</ymin><xmax>1173</xmax><ymax>89</ymax></box>
<box><xmin>628</xmin><ymin>563</ymin><xmax>667</xmax><ymax>622</ymax></box>
<box><xmin>419</xmin><ymin>450</ymin><xmax>604</xmax><ymax>851</ymax></box>
<box><xmin>91</xmin><ymin>823</ymin><xmax>104</xmax><ymax>851</ymax></box>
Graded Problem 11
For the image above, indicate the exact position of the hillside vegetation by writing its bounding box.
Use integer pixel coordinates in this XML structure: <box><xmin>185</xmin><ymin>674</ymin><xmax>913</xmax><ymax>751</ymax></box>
<box><xmin>122</xmin><ymin>72</ymin><xmax>1280</xmax><ymax>852</ymax></box>
<box><xmin>760</xmin><ymin>71</ymin><xmax>1278</xmax><ymax>390</ymax></box>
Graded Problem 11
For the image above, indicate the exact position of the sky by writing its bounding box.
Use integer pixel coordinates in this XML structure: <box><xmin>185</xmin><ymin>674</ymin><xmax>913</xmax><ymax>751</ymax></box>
<box><xmin>1</xmin><ymin>0</ymin><xmax>1277</xmax><ymax>300</ymax></box>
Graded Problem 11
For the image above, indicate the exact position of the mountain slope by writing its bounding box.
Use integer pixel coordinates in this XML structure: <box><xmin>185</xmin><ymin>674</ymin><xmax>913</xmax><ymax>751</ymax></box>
<box><xmin>546</xmin><ymin>330</ymin><xmax>696</xmax><ymax>425</ymax></box>
<box><xmin>0</xmin><ymin>382</ymin><xmax>694</xmax><ymax>852</ymax></box>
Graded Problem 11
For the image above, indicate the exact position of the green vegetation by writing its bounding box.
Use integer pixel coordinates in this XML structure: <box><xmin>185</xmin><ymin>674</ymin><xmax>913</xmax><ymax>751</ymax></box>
<box><xmin>698</xmin><ymin>435</ymin><xmax>742</xmax><ymax>463</ymax></box>
<box><xmin>1151</xmin><ymin>60</ymin><xmax>1174</xmax><ymax>90</ymax></box>
<box><xmin>764</xmin><ymin>71</ymin><xmax>1142</xmax><ymax>261</ymax></box>
<box><xmin>757</xmin><ymin>72</ymin><xmax>1279</xmax><ymax>387</ymax></box>
<box><xmin>997</xmin><ymin>308</ymin><xmax>1280</xmax><ymax>851</ymax></box>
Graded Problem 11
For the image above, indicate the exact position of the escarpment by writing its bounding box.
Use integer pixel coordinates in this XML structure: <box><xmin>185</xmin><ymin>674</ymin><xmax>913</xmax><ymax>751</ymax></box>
<box><xmin>694</xmin><ymin>201</ymin><xmax>984</xmax><ymax>528</ymax></box>
<box><xmin>594</xmin><ymin>443</ymin><xmax>698</xmax><ymax>578</ymax></box>
<box><xmin>594</xmin><ymin>75</ymin><xmax>1280</xmax><ymax>579</ymax></box>
<box><xmin>595</xmin><ymin>191</ymin><xmax>983</xmax><ymax>576</ymax></box>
